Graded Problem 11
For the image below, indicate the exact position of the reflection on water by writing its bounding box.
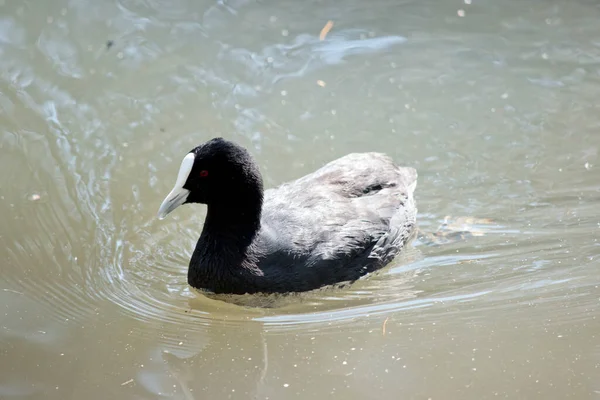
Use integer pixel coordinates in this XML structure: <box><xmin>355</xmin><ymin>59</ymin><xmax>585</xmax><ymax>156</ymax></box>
<box><xmin>1</xmin><ymin>0</ymin><xmax>600</xmax><ymax>398</ymax></box>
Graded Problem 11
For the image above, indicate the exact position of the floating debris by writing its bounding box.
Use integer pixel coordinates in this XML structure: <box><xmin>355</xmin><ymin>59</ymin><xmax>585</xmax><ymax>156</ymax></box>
<box><xmin>319</xmin><ymin>20</ymin><xmax>334</xmax><ymax>40</ymax></box>
<box><xmin>317</xmin><ymin>80</ymin><xmax>326</xmax><ymax>87</ymax></box>
<box><xmin>106</xmin><ymin>40</ymin><xmax>114</xmax><ymax>49</ymax></box>
<box><xmin>29</xmin><ymin>193</ymin><xmax>41</xmax><ymax>201</ymax></box>
<box><xmin>121</xmin><ymin>379</ymin><xmax>134</xmax><ymax>386</ymax></box>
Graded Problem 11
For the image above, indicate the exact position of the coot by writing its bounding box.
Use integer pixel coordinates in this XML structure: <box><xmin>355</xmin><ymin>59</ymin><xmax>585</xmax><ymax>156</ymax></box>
<box><xmin>157</xmin><ymin>138</ymin><xmax>417</xmax><ymax>294</ymax></box>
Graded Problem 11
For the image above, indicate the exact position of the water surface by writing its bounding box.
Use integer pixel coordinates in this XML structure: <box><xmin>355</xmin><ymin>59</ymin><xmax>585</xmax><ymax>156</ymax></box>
<box><xmin>1</xmin><ymin>0</ymin><xmax>600</xmax><ymax>398</ymax></box>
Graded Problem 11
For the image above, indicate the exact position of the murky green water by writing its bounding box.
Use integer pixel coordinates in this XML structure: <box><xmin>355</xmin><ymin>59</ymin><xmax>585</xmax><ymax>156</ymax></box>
<box><xmin>1</xmin><ymin>0</ymin><xmax>600</xmax><ymax>398</ymax></box>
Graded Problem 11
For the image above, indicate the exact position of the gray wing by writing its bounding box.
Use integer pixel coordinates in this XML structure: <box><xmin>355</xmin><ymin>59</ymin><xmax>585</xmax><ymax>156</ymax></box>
<box><xmin>254</xmin><ymin>152</ymin><xmax>417</xmax><ymax>285</ymax></box>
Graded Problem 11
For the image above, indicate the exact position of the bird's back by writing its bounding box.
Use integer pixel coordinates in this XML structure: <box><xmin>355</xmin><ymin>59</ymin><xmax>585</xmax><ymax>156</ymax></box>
<box><xmin>249</xmin><ymin>152</ymin><xmax>417</xmax><ymax>292</ymax></box>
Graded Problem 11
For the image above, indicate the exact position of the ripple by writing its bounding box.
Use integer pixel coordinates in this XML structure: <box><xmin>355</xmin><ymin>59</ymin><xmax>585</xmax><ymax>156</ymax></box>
<box><xmin>219</xmin><ymin>29</ymin><xmax>407</xmax><ymax>90</ymax></box>
<box><xmin>36</xmin><ymin>26</ymin><xmax>83</xmax><ymax>78</ymax></box>
<box><xmin>0</xmin><ymin>17</ymin><xmax>26</xmax><ymax>47</ymax></box>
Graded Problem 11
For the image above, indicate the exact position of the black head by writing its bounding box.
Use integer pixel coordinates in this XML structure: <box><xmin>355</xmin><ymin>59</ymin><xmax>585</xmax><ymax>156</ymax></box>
<box><xmin>157</xmin><ymin>137</ymin><xmax>264</xmax><ymax>219</ymax></box>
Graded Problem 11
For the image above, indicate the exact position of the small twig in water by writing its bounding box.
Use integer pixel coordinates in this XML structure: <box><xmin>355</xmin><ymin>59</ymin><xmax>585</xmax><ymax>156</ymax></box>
<box><xmin>319</xmin><ymin>20</ymin><xmax>334</xmax><ymax>40</ymax></box>
<box><xmin>382</xmin><ymin>317</ymin><xmax>390</xmax><ymax>336</ymax></box>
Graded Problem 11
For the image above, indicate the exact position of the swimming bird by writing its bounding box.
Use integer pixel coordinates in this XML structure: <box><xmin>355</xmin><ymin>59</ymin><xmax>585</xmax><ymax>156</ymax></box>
<box><xmin>157</xmin><ymin>137</ymin><xmax>417</xmax><ymax>295</ymax></box>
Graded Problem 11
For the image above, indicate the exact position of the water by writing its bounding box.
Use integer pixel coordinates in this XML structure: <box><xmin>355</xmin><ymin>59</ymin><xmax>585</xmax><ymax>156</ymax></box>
<box><xmin>1</xmin><ymin>0</ymin><xmax>599</xmax><ymax>398</ymax></box>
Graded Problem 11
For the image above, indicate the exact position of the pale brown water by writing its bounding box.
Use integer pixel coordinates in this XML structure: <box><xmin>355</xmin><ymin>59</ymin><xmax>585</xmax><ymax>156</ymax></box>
<box><xmin>1</xmin><ymin>0</ymin><xmax>600</xmax><ymax>399</ymax></box>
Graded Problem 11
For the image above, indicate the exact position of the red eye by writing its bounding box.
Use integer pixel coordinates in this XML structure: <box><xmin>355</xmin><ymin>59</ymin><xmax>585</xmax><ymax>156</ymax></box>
<box><xmin>199</xmin><ymin>170</ymin><xmax>209</xmax><ymax>178</ymax></box>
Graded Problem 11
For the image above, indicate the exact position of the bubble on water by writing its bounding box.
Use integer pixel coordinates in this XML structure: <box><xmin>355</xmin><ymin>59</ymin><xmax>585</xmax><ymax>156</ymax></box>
<box><xmin>281</xmin><ymin>29</ymin><xmax>289</xmax><ymax>37</ymax></box>
<box><xmin>457</xmin><ymin>9</ymin><xmax>465</xmax><ymax>17</ymax></box>
<box><xmin>280</xmin><ymin>90</ymin><xmax>287</xmax><ymax>96</ymax></box>
<box><xmin>283</xmin><ymin>383</ymin><xmax>289</xmax><ymax>388</ymax></box>
<box><xmin>46</xmin><ymin>16</ymin><xmax>54</xmax><ymax>24</ymax></box>
<box><xmin>542</xmin><ymin>53</ymin><xmax>549</xmax><ymax>59</ymax></box>
<box><xmin>501</xmin><ymin>93</ymin><xmax>509</xmax><ymax>99</ymax></box>
<box><xmin>29</xmin><ymin>193</ymin><xmax>41</xmax><ymax>202</ymax></box>
<box><xmin>584</xmin><ymin>162</ymin><xmax>592</xmax><ymax>170</ymax></box>
<box><xmin>269</xmin><ymin>16</ymin><xmax>277</xmax><ymax>23</ymax></box>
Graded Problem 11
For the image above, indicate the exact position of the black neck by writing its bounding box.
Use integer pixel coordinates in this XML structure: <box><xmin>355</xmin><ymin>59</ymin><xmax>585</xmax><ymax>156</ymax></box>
<box><xmin>202</xmin><ymin>199</ymin><xmax>262</xmax><ymax>247</ymax></box>
<box><xmin>188</xmin><ymin>190</ymin><xmax>263</xmax><ymax>290</ymax></box>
